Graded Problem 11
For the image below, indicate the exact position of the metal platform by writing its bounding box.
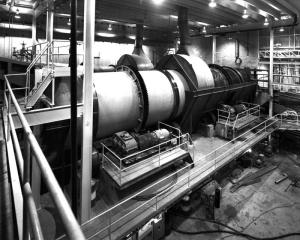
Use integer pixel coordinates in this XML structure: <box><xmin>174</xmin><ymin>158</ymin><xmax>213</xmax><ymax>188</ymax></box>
<box><xmin>72</xmin><ymin>117</ymin><xmax>280</xmax><ymax>240</ymax></box>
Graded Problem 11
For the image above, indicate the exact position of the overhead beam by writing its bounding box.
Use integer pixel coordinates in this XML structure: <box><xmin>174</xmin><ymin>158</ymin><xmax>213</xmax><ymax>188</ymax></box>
<box><xmin>243</xmin><ymin>0</ymin><xmax>281</xmax><ymax>19</ymax></box>
<box><xmin>264</xmin><ymin>0</ymin><xmax>298</xmax><ymax>22</ymax></box>
<box><xmin>216</xmin><ymin>0</ymin><xmax>264</xmax><ymax>22</ymax></box>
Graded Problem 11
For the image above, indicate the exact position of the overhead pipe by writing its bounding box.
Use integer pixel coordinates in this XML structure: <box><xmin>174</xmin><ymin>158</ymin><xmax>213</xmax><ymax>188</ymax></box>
<box><xmin>177</xmin><ymin>6</ymin><xmax>190</xmax><ymax>55</ymax></box>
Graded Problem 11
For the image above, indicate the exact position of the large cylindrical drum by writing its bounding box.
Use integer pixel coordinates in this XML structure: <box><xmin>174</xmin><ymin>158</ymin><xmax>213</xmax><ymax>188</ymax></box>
<box><xmin>93</xmin><ymin>72</ymin><xmax>142</xmax><ymax>138</ymax></box>
<box><xmin>139</xmin><ymin>71</ymin><xmax>175</xmax><ymax>126</ymax></box>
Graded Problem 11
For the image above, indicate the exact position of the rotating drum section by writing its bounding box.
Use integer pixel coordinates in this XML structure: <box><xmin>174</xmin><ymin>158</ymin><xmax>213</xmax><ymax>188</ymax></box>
<box><xmin>177</xmin><ymin>54</ymin><xmax>215</xmax><ymax>89</ymax></box>
<box><xmin>93</xmin><ymin>72</ymin><xmax>143</xmax><ymax>138</ymax></box>
<box><xmin>139</xmin><ymin>70</ymin><xmax>186</xmax><ymax>126</ymax></box>
<box><xmin>222</xmin><ymin>66</ymin><xmax>243</xmax><ymax>85</ymax></box>
<box><xmin>208</xmin><ymin>64</ymin><xmax>229</xmax><ymax>87</ymax></box>
<box><xmin>156</xmin><ymin>54</ymin><xmax>214</xmax><ymax>91</ymax></box>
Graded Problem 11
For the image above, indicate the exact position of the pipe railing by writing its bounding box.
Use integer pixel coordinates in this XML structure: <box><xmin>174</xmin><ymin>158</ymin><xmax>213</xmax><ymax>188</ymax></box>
<box><xmin>3</xmin><ymin>75</ymin><xmax>85</xmax><ymax>240</ymax></box>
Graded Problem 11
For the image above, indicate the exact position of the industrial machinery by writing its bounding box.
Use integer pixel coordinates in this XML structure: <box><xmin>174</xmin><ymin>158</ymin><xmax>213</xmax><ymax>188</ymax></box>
<box><xmin>43</xmin><ymin>53</ymin><xmax>257</xmax><ymax>198</ymax></box>
<box><xmin>101</xmin><ymin>123</ymin><xmax>193</xmax><ymax>190</ymax></box>
<box><xmin>215</xmin><ymin>102</ymin><xmax>261</xmax><ymax>140</ymax></box>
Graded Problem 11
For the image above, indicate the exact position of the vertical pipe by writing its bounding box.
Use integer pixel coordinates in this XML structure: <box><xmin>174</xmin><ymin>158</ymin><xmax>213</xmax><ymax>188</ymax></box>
<box><xmin>70</xmin><ymin>0</ymin><xmax>78</xmax><ymax>217</ymax></box>
<box><xmin>269</xmin><ymin>29</ymin><xmax>274</xmax><ymax>118</ymax></box>
<box><xmin>80</xmin><ymin>0</ymin><xmax>95</xmax><ymax>223</ymax></box>
<box><xmin>212</xmin><ymin>35</ymin><xmax>216</xmax><ymax>64</ymax></box>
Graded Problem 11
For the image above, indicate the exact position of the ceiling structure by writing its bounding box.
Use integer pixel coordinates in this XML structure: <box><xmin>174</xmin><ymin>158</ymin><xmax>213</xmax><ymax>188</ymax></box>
<box><xmin>0</xmin><ymin>0</ymin><xmax>299</xmax><ymax>45</ymax></box>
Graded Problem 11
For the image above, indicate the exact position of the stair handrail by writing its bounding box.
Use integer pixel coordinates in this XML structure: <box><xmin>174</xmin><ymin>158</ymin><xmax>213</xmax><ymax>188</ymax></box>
<box><xmin>26</xmin><ymin>41</ymin><xmax>53</xmax><ymax>73</ymax></box>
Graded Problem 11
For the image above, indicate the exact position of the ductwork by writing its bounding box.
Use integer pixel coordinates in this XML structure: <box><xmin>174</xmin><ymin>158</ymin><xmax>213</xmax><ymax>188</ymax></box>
<box><xmin>177</xmin><ymin>6</ymin><xmax>190</xmax><ymax>55</ymax></box>
<box><xmin>133</xmin><ymin>23</ymin><xmax>146</xmax><ymax>57</ymax></box>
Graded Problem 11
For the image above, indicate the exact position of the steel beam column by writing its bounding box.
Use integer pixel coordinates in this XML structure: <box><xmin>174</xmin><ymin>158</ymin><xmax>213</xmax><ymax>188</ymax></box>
<box><xmin>80</xmin><ymin>0</ymin><xmax>95</xmax><ymax>223</ymax></box>
<box><xmin>46</xmin><ymin>3</ymin><xmax>54</xmax><ymax>43</ymax></box>
<box><xmin>269</xmin><ymin>29</ymin><xmax>274</xmax><ymax>118</ymax></box>
<box><xmin>212</xmin><ymin>35</ymin><xmax>216</xmax><ymax>64</ymax></box>
<box><xmin>70</xmin><ymin>0</ymin><xmax>78</xmax><ymax>217</ymax></box>
<box><xmin>31</xmin><ymin>10</ymin><xmax>37</xmax><ymax>57</ymax></box>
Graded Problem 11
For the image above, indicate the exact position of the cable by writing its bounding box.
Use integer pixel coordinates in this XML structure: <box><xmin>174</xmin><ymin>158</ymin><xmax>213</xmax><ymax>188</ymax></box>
<box><xmin>170</xmin><ymin>212</ymin><xmax>300</xmax><ymax>240</ymax></box>
<box><xmin>172</xmin><ymin>227</ymin><xmax>300</xmax><ymax>240</ymax></box>
<box><xmin>172</xmin><ymin>228</ymin><xmax>253</xmax><ymax>239</ymax></box>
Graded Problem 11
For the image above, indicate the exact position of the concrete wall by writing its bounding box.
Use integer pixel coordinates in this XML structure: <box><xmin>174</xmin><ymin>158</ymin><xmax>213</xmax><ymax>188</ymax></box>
<box><xmin>187</xmin><ymin>31</ymin><xmax>259</xmax><ymax>68</ymax></box>
<box><xmin>1</xmin><ymin>31</ymin><xmax>259</xmax><ymax>69</ymax></box>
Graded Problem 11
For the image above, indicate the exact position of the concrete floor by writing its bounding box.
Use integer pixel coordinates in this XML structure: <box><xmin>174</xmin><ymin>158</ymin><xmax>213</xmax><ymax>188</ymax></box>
<box><xmin>166</xmin><ymin>153</ymin><xmax>300</xmax><ymax>240</ymax></box>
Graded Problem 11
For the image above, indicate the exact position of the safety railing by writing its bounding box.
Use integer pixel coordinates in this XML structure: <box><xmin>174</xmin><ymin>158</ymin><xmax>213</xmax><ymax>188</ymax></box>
<box><xmin>102</xmin><ymin>122</ymin><xmax>193</xmax><ymax>186</ymax></box>
<box><xmin>3</xmin><ymin>75</ymin><xmax>85</xmax><ymax>240</ymax></box>
<box><xmin>277</xmin><ymin>110</ymin><xmax>300</xmax><ymax>129</ymax></box>
<box><xmin>25</xmin><ymin>40</ymin><xmax>84</xmax><ymax>65</ymax></box>
<box><xmin>252</xmin><ymin>68</ymin><xmax>300</xmax><ymax>93</ymax></box>
<box><xmin>217</xmin><ymin>102</ymin><xmax>260</xmax><ymax>129</ymax></box>
<box><xmin>79</xmin><ymin>114</ymin><xmax>286</xmax><ymax>240</ymax></box>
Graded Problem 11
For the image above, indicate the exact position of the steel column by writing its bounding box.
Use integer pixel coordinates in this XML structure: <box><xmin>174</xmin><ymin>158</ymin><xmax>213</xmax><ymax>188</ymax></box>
<box><xmin>269</xmin><ymin>29</ymin><xmax>274</xmax><ymax>118</ymax></box>
<box><xmin>70</xmin><ymin>0</ymin><xmax>78</xmax><ymax>217</ymax></box>
<box><xmin>80</xmin><ymin>0</ymin><xmax>95</xmax><ymax>223</ymax></box>
<box><xmin>212</xmin><ymin>35</ymin><xmax>216</xmax><ymax>64</ymax></box>
<box><xmin>32</xmin><ymin>10</ymin><xmax>37</xmax><ymax>57</ymax></box>
<box><xmin>46</xmin><ymin>3</ymin><xmax>54</xmax><ymax>43</ymax></box>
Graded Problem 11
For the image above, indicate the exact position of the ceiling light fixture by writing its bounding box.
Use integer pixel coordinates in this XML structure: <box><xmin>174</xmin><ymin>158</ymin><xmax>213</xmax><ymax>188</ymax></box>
<box><xmin>202</xmin><ymin>26</ymin><xmax>207</xmax><ymax>34</ymax></box>
<box><xmin>97</xmin><ymin>32</ymin><xmax>117</xmax><ymax>38</ymax></box>
<box><xmin>279</xmin><ymin>27</ymin><xmax>284</xmax><ymax>32</ymax></box>
<box><xmin>264</xmin><ymin>18</ymin><xmax>269</xmax><ymax>26</ymax></box>
<box><xmin>153</xmin><ymin>0</ymin><xmax>164</xmax><ymax>5</ymax></box>
<box><xmin>67</xmin><ymin>18</ymin><xmax>71</xmax><ymax>26</ymax></box>
<box><xmin>242</xmin><ymin>9</ymin><xmax>249</xmax><ymax>19</ymax></box>
<box><xmin>209</xmin><ymin>0</ymin><xmax>217</xmax><ymax>8</ymax></box>
<box><xmin>108</xmin><ymin>24</ymin><xmax>112</xmax><ymax>31</ymax></box>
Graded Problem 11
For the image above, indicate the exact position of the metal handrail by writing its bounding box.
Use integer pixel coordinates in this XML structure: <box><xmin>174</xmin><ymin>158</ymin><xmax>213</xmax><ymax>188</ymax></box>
<box><xmin>4</xmin><ymin>75</ymin><xmax>85</xmax><ymax>240</ymax></box>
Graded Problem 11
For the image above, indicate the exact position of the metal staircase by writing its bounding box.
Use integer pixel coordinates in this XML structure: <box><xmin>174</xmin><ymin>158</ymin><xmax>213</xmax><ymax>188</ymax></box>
<box><xmin>26</xmin><ymin>70</ymin><xmax>54</xmax><ymax>108</ymax></box>
<box><xmin>25</xmin><ymin>41</ymin><xmax>54</xmax><ymax>109</ymax></box>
